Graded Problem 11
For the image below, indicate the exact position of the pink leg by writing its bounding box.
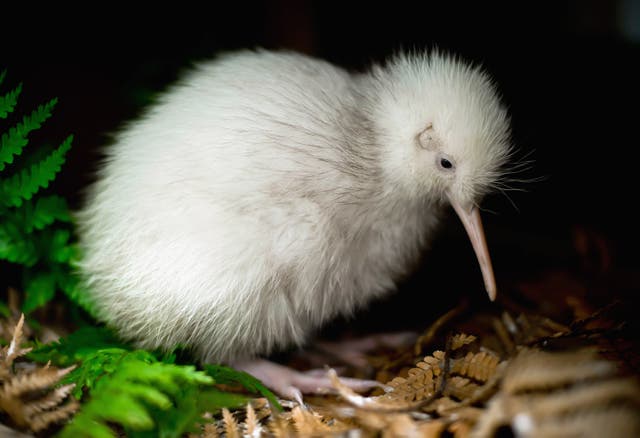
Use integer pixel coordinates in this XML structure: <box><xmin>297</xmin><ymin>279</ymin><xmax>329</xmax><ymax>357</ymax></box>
<box><xmin>234</xmin><ymin>358</ymin><xmax>387</xmax><ymax>403</ymax></box>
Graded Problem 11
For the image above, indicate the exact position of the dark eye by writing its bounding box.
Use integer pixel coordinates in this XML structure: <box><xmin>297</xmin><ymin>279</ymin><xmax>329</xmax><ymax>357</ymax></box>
<box><xmin>440</xmin><ymin>158</ymin><xmax>453</xmax><ymax>169</ymax></box>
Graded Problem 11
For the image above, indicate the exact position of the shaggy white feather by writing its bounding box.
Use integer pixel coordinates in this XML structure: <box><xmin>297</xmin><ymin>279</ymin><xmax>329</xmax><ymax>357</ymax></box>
<box><xmin>76</xmin><ymin>49</ymin><xmax>511</xmax><ymax>363</ymax></box>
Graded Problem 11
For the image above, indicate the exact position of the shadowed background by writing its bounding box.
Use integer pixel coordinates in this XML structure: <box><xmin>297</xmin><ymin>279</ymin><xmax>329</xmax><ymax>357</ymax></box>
<box><xmin>1</xmin><ymin>1</ymin><xmax>638</xmax><ymax>337</ymax></box>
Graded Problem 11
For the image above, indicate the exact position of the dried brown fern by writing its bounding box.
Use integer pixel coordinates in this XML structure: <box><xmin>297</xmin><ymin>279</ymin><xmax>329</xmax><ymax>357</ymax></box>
<box><xmin>0</xmin><ymin>314</ymin><xmax>78</xmax><ymax>433</ymax></box>
<box><xmin>444</xmin><ymin>376</ymin><xmax>479</xmax><ymax>401</ymax></box>
<box><xmin>450</xmin><ymin>333</ymin><xmax>477</xmax><ymax>350</ymax></box>
<box><xmin>472</xmin><ymin>348</ymin><xmax>640</xmax><ymax>437</ymax></box>
<box><xmin>451</xmin><ymin>351</ymin><xmax>500</xmax><ymax>382</ymax></box>
<box><xmin>244</xmin><ymin>402</ymin><xmax>263</xmax><ymax>437</ymax></box>
<box><xmin>384</xmin><ymin>358</ymin><xmax>438</xmax><ymax>404</ymax></box>
<box><xmin>448</xmin><ymin>420</ymin><xmax>473</xmax><ymax>438</ymax></box>
<box><xmin>221</xmin><ymin>408</ymin><xmax>241</xmax><ymax>438</ymax></box>
<box><xmin>0</xmin><ymin>315</ymin><xmax>32</xmax><ymax>380</ymax></box>
<box><xmin>502</xmin><ymin>348</ymin><xmax>616</xmax><ymax>393</ymax></box>
<box><xmin>200</xmin><ymin>423</ymin><xmax>219</xmax><ymax>437</ymax></box>
<box><xmin>318</xmin><ymin>334</ymin><xmax>504</xmax><ymax>437</ymax></box>
<box><xmin>190</xmin><ymin>300</ymin><xmax>638</xmax><ymax>438</ymax></box>
<box><xmin>530</xmin><ymin>407</ymin><xmax>640</xmax><ymax>437</ymax></box>
<box><xmin>251</xmin><ymin>398</ymin><xmax>276</xmax><ymax>424</ymax></box>
<box><xmin>193</xmin><ymin>347</ymin><xmax>636</xmax><ymax>438</ymax></box>
<box><xmin>381</xmin><ymin>335</ymin><xmax>502</xmax><ymax>406</ymax></box>
<box><xmin>267</xmin><ymin>413</ymin><xmax>294</xmax><ymax>438</ymax></box>
<box><xmin>350</xmin><ymin>409</ymin><xmax>446</xmax><ymax>438</ymax></box>
<box><xmin>290</xmin><ymin>406</ymin><xmax>334</xmax><ymax>435</ymax></box>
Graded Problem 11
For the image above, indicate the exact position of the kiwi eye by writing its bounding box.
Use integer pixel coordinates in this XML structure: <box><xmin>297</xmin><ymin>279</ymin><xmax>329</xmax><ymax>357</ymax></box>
<box><xmin>437</xmin><ymin>156</ymin><xmax>455</xmax><ymax>171</ymax></box>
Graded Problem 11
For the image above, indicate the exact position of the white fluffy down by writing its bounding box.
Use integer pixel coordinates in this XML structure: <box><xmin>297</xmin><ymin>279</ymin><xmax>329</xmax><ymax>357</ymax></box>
<box><xmin>76</xmin><ymin>50</ymin><xmax>511</xmax><ymax>363</ymax></box>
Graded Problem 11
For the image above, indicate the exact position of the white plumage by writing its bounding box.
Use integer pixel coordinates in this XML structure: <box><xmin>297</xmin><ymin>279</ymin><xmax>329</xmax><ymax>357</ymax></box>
<box><xmin>77</xmin><ymin>49</ymin><xmax>511</xmax><ymax>365</ymax></box>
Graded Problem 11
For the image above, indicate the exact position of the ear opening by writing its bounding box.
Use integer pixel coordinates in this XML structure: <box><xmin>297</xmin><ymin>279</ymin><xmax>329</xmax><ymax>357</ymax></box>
<box><xmin>417</xmin><ymin>123</ymin><xmax>439</xmax><ymax>151</ymax></box>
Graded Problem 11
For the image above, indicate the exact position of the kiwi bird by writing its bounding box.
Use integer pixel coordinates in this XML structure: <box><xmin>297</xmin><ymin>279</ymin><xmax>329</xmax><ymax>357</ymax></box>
<box><xmin>77</xmin><ymin>49</ymin><xmax>512</xmax><ymax>398</ymax></box>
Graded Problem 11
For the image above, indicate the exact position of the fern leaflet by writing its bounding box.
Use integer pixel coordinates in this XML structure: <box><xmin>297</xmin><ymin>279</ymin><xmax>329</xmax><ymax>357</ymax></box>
<box><xmin>1</xmin><ymin>195</ymin><xmax>71</xmax><ymax>233</ymax></box>
<box><xmin>55</xmin><ymin>269</ymin><xmax>101</xmax><ymax>319</ymax></box>
<box><xmin>0</xmin><ymin>133</ymin><xmax>72</xmax><ymax>207</ymax></box>
<box><xmin>29</xmin><ymin>326</ymin><xmax>129</xmax><ymax>367</ymax></box>
<box><xmin>0</xmin><ymin>219</ymin><xmax>39</xmax><ymax>265</ymax></box>
<box><xmin>22</xmin><ymin>270</ymin><xmax>57</xmax><ymax>314</ymax></box>
<box><xmin>0</xmin><ymin>97</ymin><xmax>57</xmax><ymax>171</ymax></box>
<box><xmin>0</xmin><ymin>82</ymin><xmax>22</xmax><ymax>119</ymax></box>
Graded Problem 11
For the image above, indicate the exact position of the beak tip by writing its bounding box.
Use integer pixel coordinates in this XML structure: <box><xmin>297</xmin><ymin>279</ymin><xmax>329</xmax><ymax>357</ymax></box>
<box><xmin>485</xmin><ymin>281</ymin><xmax>497</xmax><ymax>301</ymax></box>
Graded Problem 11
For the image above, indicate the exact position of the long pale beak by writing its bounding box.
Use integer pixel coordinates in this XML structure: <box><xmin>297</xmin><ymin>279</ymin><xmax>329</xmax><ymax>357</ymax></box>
<box><xmin>448</xmin><ymin>197</ymin><xmax>497</xmax><ymax>301</ymax></box>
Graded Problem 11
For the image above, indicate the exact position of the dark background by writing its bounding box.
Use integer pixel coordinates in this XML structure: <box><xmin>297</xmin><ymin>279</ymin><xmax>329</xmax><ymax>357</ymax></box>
<box><xmin>2</xmin><ymin>2</ymin><xmax>639</xmax><ymax>334</ymax></box>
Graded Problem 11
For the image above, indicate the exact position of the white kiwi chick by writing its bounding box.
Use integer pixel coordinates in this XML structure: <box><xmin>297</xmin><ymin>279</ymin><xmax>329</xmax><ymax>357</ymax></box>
<box><xmin>77</xmin><ymin>49</ymin><xmax>512</xmax><ymax>399</ymax></box>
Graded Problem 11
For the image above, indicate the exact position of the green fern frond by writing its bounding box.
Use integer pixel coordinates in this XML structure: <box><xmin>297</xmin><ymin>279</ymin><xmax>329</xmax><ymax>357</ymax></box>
<box><xmin>55</xmin><ymin>269</ymin><xmax>101</xmax><ymax>319</ymax></box>
<box><xmin>0</xmin><ymin>81</ymin><xmax>22</xmax><ymax>119</ymax></box>
<box><xmin>0</xmin><ymin>220</ymin><xmax>39</xmax><ymax>265</ymax></box>
<box><xmin>0</xmin><ymin>228</ymin><xmax>77</xmax><ymax>315</ymax></box>
<box><xmin>40</xmin><ymin>228</ymin><xmax>74</xmax><ymax>263</ymax></box>
<box><xmin>22</xmin><ymin>270</ymin><xmax>57</xmax><ymax>314</ymax></box>
<box><xmin>31</xmin><ymin>332</ymin><xmax>263</xmax><ymax>436</ymax></box>
<box><xmin>127</xmin><ymin>386</ymin><xmax>248</xmax><ymax>438</ymax></box>
<box><xmin>64</xmin><ymin>348</ymin><xmax>155</xmax><ymax>398</ymax></box>
<box><xmin>0</xmin><ymin>133</ymin><xmax>72</xmax><ymax>207</ymax></box>
<box><xmin>0</xmin><ymin>75</ymin><xmax>84</xmax><ymax>319</ymax></box>
<box><xmin>59</xmin><ymin>355</ymin><xmax>219</xmax><ymax>438</ymax></box>
<box><xmin>2</xmin><ymin>195</ymin><xmax>71</xmax><ymax>233</ymax></box>
<box><xmin>29</xmin><ymin>326</ymin><xmax>128</xmax><ymax>367</ymax></box>
<box><xmin>205</xmin><ymin>364</ymin><xmax>282</xmax><ymax>411</ymax></box>
<box><xmin>0</xmin><ymin>98</ymin><xmax>57</xmax><ymax>171</ymax></box>
<box><xmin>0</xmin><ymin>70</ymin><xmax>6</xmax><ymax>86</ymax></box>
<box><xmin>1</xmin><ymin>226</ymin><xmax>76</xmax><ymax>282</ymax></box>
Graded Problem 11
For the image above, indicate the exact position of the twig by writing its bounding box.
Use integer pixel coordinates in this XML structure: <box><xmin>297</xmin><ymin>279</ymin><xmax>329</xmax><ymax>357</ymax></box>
<box><xmin>526</xmin><ymin>323</ymin><xmax>626</xmax><ymax>348</ymax></box>
<box><xmin>569</xmin><ymin>300</ymin><xmax>621</xmax><ymax>331</ymax></box>
<box><xmin>414</xmin><ymin>301</ymin><xmax>468</xmax><ymax>356</ymax></box>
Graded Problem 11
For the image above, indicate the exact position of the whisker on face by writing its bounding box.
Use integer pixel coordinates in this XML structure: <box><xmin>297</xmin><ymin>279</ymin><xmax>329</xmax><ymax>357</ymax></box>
<box><xmin>489</xmin><ymin>180</ymin><xmax>536</xmax><ymax>192</ymax></box>
<box><xmin>485</xmin><ymin>148</ymin><xmax>544</xmax><ymax>204</ymax></box>
<box><xmin>497</xmin><ymin>187</ymin><xmax>520</xmax><ymax>213</ymax></box>
<box><xmin>478</xmin><ymin>205</ymin><xmax>499</xmax><ymax>215</ymax></box>
<box><xmin>501</xmin><ymin>175</ymin><xmax>547</xmax><ymax>185</ymax></box>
